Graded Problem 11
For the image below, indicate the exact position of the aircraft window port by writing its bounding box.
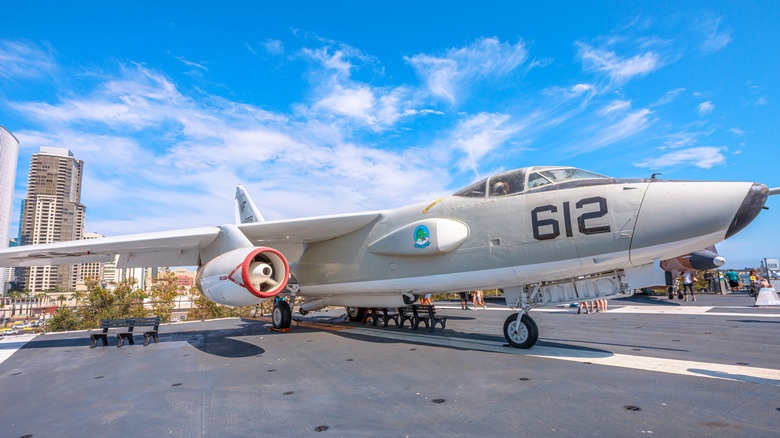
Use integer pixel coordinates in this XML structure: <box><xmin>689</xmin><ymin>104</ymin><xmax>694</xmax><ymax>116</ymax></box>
<box><xmin>89</xmin><ymin>317</ymin><xmax>161</xmax><ymax>348</ymax></box>
<box><xmin>397</xmin><ymin>305</ymin><xmax>447</xmax><ymax>332</ymax></box>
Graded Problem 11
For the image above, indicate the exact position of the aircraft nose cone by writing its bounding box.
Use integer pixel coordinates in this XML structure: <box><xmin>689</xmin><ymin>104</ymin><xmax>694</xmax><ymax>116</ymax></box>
<box><xmin>725</xmin><ymin>183</ymin><xmax>769</xmax><ymax>239</ymax></box>
<box><xmin>713</xmin><ymin>256</ymin><xmax>726</xmax><ymax>267</ymax></box>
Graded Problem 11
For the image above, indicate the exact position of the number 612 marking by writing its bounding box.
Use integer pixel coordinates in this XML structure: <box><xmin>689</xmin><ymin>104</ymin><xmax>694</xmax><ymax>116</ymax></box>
<box><xmin>531</xmin><ymin>196</ymin><xmax>611</xmax><ymax>240</ymax></box>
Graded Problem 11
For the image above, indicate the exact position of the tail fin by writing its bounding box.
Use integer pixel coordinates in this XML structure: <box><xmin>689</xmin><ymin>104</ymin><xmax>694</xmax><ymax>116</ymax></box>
<box><xmin>235</xmin><ymin>185</ymin><xmax>265</xmax><ymax>224</ymax></box>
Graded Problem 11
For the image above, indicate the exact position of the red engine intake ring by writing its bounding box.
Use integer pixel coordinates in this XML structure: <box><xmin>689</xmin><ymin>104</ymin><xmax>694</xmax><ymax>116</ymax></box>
<box><xmin>240</xmin><ymin>247</ymin><xmax>289</xmax><ymax>299</ymax></box>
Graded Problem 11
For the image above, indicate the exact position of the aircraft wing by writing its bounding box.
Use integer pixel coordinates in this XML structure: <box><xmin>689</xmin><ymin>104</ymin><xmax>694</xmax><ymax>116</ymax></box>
<box><xmin>0</xmin><ymin>211</ymin><xmax>380</xmax><ymax>269</ymax></box>
<box><xmin>237</xmin><ymin>211</ymin><xmax>380</xmax><ymax>245</ymax></box>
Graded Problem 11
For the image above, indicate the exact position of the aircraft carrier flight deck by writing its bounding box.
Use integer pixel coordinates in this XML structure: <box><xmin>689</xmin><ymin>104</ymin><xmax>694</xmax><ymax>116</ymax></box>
<box><xmin>1</xmin><ymin>293</ymin><xmax>779</xmax><ymax>437</ymax></box>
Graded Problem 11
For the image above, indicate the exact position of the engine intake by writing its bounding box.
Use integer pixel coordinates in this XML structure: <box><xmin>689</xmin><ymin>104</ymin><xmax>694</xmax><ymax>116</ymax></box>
<box><xmin>196</xmin><ymin>247</ymin><xmax>289</xmax><ymax>307</ymax></box>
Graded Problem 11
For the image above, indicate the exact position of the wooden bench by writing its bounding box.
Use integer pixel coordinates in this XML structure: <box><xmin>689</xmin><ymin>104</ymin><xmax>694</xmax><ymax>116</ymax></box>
<box><xmin>410</xmin><ymin>305</ymin><xmax>447</xmax><ymax>332</ymax></box>
<box><xmin>398</xmin><ymin>306</ymin><xmax>417</xmax><ymax>329</ymax></box>
<box><xmin>398</xmin><ymin>305</ymin><xmax>447</xmax><ymax>332</ymax></box>
<box><xmin>362</xmin><ymin>308</ymin><xmax>400</xmax><ymax>327</ymax></box>
<box><xmin>89</xmin><ymin>317</ymin><xmax>161</xmax><ymax>348</ymax></box>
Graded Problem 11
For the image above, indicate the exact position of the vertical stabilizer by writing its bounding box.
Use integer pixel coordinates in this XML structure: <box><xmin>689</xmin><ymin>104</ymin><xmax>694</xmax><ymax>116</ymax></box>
<box><xmin>235</xmin><ymin>185</ymin><xmax>265</xmax><ymax>224</ymax></box>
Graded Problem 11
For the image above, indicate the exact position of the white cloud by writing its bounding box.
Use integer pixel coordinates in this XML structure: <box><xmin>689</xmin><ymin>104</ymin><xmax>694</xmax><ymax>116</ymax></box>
<box><xmin>405</xmin><ymin>37</ymin><xmax>528</xmax><ymax>103</ymax></box>
<box><xmin>600</xmin><ymin>100</ymin><xmax>631</xmax><ymax>115</ymax></box>
<box><xmin>661</xmin><ymin>129</ymin><xmax>714</xmax><ymax>149</ymax></box>
<box><xmin>695</xmin><ymin>16</ymin><xmax>732</xmax><ymax>53</ymax></box>
<box><xmin>729</xmin><ymin>128</ymin><xmax>745</xmax><ymax>136</ymax></box>
<box><xmin>756</xmin><ymin>97</ymin><xmax>767</xmax><ymax>106</ymax></box>
<box><xmin>0</xmin><ymin>40</ymin><xmax>57</xmax><ymax>80</ymax></box>
<box><xmin>172</xmin><ymin>54</ymin><xmax>208</xmax><ymax>71</ymax></box>
<box><xmin>635</xmin><ymin>146</ymin><xmax>726</xmax><ymax>169</ymax></box>
<box><xmin>652</xmin><ymin>88</ymin><xmax>685</xmax><ymax>106</ymax></box>
<box><xmin>575</xmin><ymin>42</ymin><xmax>660</xmax><ymax>83</ymax></box>
<box><xmin>572</xmin><ymin>109</ymin><xmax>653</xmax><ymax>154</ymax></box>
<box><xmin>9</xmin><ymin>62</ymin><xmax>453</xmax><ymax>234</ymax></box>
<box><xmin>263</xmin><ymin>39</ymin><xmax>285</xmax><ymax>55</ymax></box>
<box><xmin>448</xmin><ymin>112</ymin><xmax>520</xmax><ymax>174</ymax></box>
<box><xmin>697</xmin><ymin>101</ymin><xmax>714</xmax><ymax>115</ymax></box>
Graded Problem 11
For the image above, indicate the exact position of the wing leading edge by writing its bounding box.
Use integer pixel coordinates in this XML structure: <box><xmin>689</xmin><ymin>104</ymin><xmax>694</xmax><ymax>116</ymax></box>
<box><xmin>0</xmin><ymin>211</ymin><xmax>381</xmax><ymax>269</ymax></box>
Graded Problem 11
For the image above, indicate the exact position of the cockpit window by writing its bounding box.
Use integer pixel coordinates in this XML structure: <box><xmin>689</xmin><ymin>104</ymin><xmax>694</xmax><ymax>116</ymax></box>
<box><xmin>454</xmin><ymin>179</ymin><xmax>487</xmax><ymax>197</ymax></box>
<box><xmin>539</xmin><ymin>168</ymin><xmax>608</xmax><ymax>183</ymax></box>
<box><xmin>488</xmin><ymin>169</ymin><xmax>525</xmax><ymax>196</ymax></box>
<box><xmin>527</xmin><ymin>172</ymin><xmax>553</xmax><ymax>189</ymax></box>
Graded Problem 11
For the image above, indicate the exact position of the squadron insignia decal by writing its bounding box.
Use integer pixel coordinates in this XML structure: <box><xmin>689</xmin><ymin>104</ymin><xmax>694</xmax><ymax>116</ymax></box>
<box><xmin>413</xmin><ymin>225</ymin><xmax>431</xmax><ymax>248</ymax></box>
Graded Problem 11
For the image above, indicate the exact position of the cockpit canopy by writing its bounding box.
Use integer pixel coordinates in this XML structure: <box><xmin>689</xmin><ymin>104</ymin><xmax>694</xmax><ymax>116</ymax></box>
<box><xmin>454</xmin><ymin>167</ymin><xmax>610</xmax><ymax>198</ymax></box>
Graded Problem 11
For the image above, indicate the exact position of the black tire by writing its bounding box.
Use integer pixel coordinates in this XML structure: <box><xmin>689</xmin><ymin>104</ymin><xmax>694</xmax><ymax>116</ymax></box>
<box><xmin>503</xmin><ymin>313</ymin><xmax>539</xmax><ymax>349</ymax></box>
<box><xmin>346</xmin><ymin>307</ymin><xmax>366</xmax><ymax>322</ymax></box>
<box><xmin>667</xmin><ymin>287</ymin><xmax>674</xmax><ymax>299</ymax></box>
<box><xmin>273</xmin><ymin>300</ymin><xmax>292</xmax><ymax>329</ymax></box>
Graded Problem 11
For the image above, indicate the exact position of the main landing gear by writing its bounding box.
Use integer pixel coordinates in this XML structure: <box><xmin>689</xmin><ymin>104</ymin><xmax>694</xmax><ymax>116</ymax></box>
<box><xmin>346</xmin><ymin>307</ymin><xmax>366</xmax><ymax>322</ymax></box>
<box><xmin>272</xmin><ymin>300</ymin><xmax>292</xmax><ymax>329</ymax></box>
<box><xmin>503</xmin><ymin>313</ymin><xmax>539</xmax><ymax>349</ymax></box>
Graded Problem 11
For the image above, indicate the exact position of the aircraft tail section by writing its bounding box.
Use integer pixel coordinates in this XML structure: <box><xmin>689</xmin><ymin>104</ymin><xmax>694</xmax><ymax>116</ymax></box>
<box><xmin>235</xmin><ymin>185</ymin><xmax>265</xmax><ymax>224</ymax></box>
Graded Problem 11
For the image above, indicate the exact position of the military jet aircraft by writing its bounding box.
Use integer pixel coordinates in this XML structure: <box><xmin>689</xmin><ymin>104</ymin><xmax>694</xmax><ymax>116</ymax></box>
<box><xmin>1</xmin><ymin>166</ymin><xmax>777</xmax><ymax>348</ymax></box>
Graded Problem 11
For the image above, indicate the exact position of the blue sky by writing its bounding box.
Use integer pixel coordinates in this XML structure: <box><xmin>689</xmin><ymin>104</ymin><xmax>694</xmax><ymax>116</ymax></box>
<box><xmin>0</xmin><ymin>1</ymin><xmax>777</xmax><ymax>268</ymax></box>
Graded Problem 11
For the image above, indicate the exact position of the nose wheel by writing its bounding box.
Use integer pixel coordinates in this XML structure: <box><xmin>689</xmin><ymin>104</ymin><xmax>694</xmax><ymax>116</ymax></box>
<box><xmin>503</xmin><ymin>313</ymin><xmax>539</xmax><ymax>349</ymax></box>
<box><xmin>272</xmin><ymin>300</ymin><xmax>292</xmax><ymax>329</ymax></box>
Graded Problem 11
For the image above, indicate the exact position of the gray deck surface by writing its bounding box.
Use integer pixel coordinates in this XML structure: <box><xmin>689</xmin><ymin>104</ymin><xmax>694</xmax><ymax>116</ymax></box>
<box><xmin>1</xmin><ymin>293</ymin><xmax>779</xmax><ymax>437</ymax></box>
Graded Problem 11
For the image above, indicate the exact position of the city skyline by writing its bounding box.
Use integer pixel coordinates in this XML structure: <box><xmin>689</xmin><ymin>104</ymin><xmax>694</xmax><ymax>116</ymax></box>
<box><xmin>0</xmin><ymin>2</ymin><xmax>778</xmax><ymax>268</ymax></box>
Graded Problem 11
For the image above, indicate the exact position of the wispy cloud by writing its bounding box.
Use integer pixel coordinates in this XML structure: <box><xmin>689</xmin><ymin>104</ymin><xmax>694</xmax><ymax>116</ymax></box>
<box><xmin>263</xmin><ymin>39</ymin><xmax>284</xmax><ymax>55</ymax></box>
<box><xmin>405</xmin><ymin>37</ymin><xmax>528</xmax><ymax>103</ymax></box>
<box><xmin>695</xmin><ymin>16</ymin><xmax>732</xmax><ymax>53</ymax></box>
<box><xmin>635</xmin><ymin>146</ymin><xmax>726</xmax><ymax>169</ymax></box>
<box><xmin>600</xmin><ymin>100</ymin><xmax>631</xmax><ymax>115</ymax></box>
<box><xmin>447</xmin><ymin>112</ymin><xmax>520</xmax><ymax>175</ymax></box>
<box><xmin>0</xmin><ymin>40</ymin><xmax>57</xmax><ymax>80</ymax></box>
<box><xmin>697</xmin><ymin>101</ymin><xmax>714</xmax><ymax>115</ymax></box>
<box><xmin>171</xmin><ymin>54</ymin><xmax>208</xmax><ymax>71</ymax></box>
<box><xmin>570</xmin><ymin>108</ymin><xmax>653</xmax><ymax>154</ymax></box>
<box><xmin>575</xmin><ymin>42</ymin><xmax>660</xmax><ymax>84</ymax></box>
<box><xmin>652</xmin><ymin>88</ymin><xmax>685</xmax><ymax>106</ymax></box>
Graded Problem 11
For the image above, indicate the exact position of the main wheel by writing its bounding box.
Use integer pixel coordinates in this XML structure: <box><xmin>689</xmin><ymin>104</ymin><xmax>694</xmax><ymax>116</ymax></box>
<box><xmin>346</xmin><ymin>307</ymin><xmax>366</xmax><ymax>322</ymax></box>
<box><xmin>667</xmin><ymin>287</ymin><xmax>674</xmax><ymax>299</ymax></box>
<box><xmin>273</xmin><ymin>300</ymin><xmax>292</xmax><ymax>329</ymax></box>
<box><xmin>503</xmin><ymin>313</ymin><xmax>539</xmax><ymax>349</ymax></box>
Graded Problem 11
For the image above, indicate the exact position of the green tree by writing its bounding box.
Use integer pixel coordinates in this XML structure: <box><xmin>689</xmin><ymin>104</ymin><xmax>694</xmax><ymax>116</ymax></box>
<box><xmin>56</xmin><ymin>294</ymin><xmax>67</xmax><ymax>307</ymax></box>
<box><xmin>47</xmin><ymin>307</ymin><xmax>80</xmax><ymax>332</ymax></box>
<box><xmin>150</xmin><ymin>269</ymin><xmax>178</xmax><ymax>322</ymax></box>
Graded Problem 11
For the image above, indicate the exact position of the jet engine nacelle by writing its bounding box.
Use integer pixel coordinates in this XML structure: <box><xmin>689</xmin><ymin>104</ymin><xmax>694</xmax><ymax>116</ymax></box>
<box><xmin>196</xmin><ymin>247</ymin><xmax>289</xmax><ymax>307</ymax></box>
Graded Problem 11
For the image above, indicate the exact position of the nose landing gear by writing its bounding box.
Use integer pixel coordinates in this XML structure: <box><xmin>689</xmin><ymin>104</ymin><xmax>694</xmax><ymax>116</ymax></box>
<box><xmin>503</xmin><ymin>312</ymin><xmax>539</xmax><ymax>349</ymax></box>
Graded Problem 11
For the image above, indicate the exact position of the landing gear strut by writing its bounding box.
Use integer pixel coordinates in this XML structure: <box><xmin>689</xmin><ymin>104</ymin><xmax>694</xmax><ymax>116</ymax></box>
<box><xmin>503</xmin><ymin>313</ymin><xmax>539</xmax><ymax>349</ymax></box>
<box><xmin>273</xmin><ymin>300</ymin><xmax>292</xmax><ymax>329</ymax></box>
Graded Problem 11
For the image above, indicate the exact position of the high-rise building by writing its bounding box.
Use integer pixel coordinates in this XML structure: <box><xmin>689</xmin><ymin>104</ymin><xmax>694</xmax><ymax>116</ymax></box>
<box><xmin>19</xmin><ymin>147</ymin><xmax>85</xmax><ymax>292</ymax></box>
<box><xmin>0</xmin><ymin>125</ymin><xmax>20</xmax><ymax>296</ymax></box>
